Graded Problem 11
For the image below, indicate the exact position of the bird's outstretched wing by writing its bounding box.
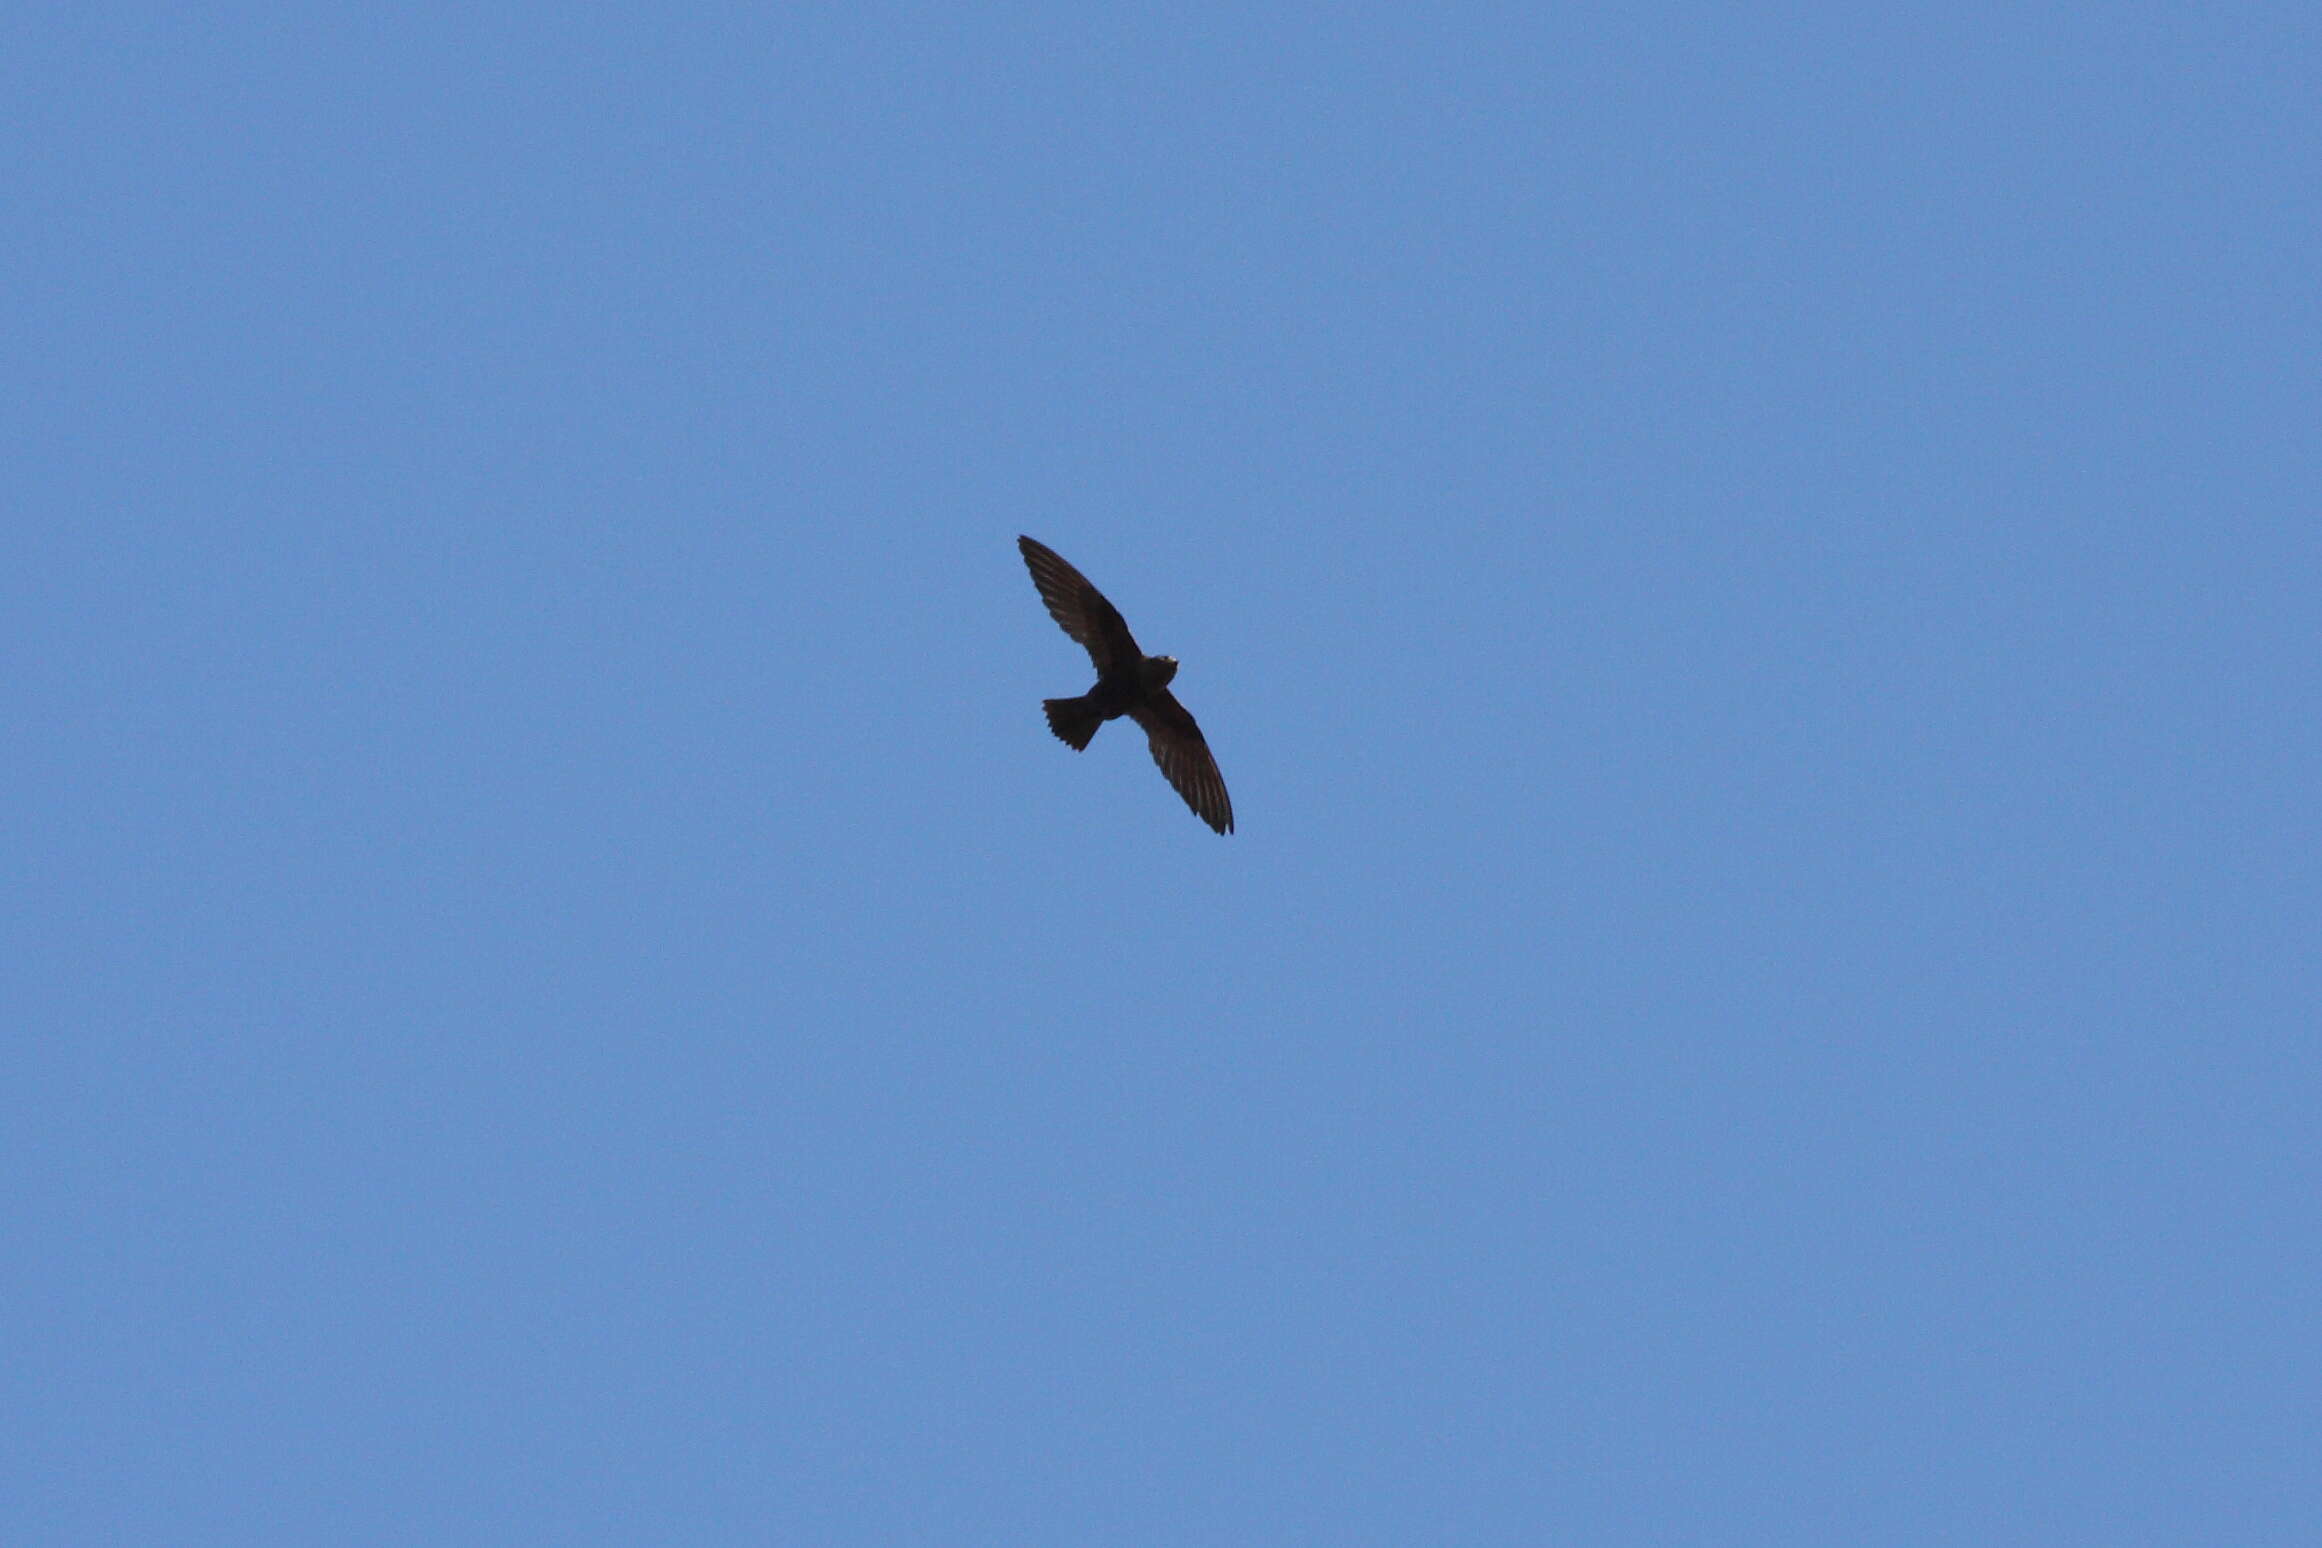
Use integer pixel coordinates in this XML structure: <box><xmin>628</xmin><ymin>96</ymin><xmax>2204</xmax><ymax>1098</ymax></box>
<box><xmin>1019</xmin><ymin>536</ymin><xmax>1142</xmax><ymax>674</ymax></box>
<box><xmin>1131</xmin><ymin>691</ymin><xmax>1234</xmax><ymax>835</ymax></box>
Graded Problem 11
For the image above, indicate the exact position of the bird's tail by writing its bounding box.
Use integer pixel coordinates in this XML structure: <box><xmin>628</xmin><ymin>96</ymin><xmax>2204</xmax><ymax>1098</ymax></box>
<box><xmin>1043</xmin><ymin>696</ymin><xmax>1103</xmax><ymax>751</ymax></box>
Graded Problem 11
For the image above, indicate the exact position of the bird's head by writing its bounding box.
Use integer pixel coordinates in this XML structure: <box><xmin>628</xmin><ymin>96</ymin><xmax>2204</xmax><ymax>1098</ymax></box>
<box><xmin>1141</xmin><ymin>655</ymin><xmax>1180</xmax><ymax>689</ymax></box>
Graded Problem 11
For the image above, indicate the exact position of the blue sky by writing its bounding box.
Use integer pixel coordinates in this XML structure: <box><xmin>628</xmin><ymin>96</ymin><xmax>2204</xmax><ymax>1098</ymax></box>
<box><xmin>9</xmin><ymin>3</ymin><xmax>2319</xmax><ymax>1542</ymax></box>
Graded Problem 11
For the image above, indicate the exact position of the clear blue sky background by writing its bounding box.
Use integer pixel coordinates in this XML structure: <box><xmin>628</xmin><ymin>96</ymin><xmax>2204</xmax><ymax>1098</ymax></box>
<box><xmin>9</xmin><ymin>4</ymin><xmax>2318</xmax><ymax>1543</ymax></box>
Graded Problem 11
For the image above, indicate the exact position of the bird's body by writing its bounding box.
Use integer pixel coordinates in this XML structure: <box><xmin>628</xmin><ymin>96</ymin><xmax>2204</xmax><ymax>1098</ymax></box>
<box><xmin>1017</xmin><ymin>536</ymin><xmax>1234</xmax><ymax>835</ymax></box>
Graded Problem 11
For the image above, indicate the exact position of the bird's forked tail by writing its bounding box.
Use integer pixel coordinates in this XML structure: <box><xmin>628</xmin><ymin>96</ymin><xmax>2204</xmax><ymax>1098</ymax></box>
<box><xmin>1043</xmin><ymin>696</ymin><xmax>1103</xmax><ymax>751</ymax></box>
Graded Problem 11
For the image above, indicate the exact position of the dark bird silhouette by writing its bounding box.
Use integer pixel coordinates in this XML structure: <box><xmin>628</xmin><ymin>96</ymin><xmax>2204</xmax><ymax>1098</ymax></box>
<box><xmin>1017</xmin><ymin>535</ymin><xmax>1234</xmax><ymax>835</ymax></box>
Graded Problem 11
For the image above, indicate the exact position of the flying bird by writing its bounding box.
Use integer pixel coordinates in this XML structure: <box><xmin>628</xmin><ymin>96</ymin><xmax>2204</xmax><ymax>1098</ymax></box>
<box><xmin>1017</xmin><ymin>535</ymin><xmax>1234</xmax><ymax>835</ymax></box>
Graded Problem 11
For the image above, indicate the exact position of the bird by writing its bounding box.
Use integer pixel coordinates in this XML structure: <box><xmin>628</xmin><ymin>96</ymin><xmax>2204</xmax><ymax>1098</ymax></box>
<box><xmin>1017</xmin><ymin>535</ymin><xmax>1234</xmax><ymax>835</ymax></box>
